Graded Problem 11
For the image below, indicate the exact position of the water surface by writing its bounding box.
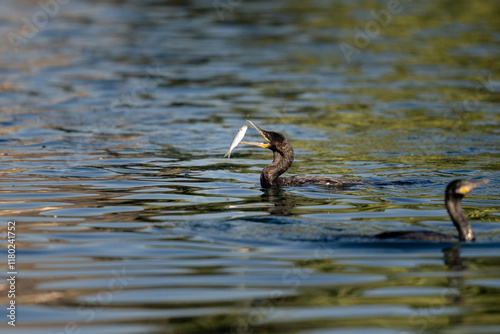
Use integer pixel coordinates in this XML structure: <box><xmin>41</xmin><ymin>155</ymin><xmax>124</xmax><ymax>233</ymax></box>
<box><xmin>1</xmin><ymin>0</ymin><xmax>500</xmax><ymax>333</ymax></box>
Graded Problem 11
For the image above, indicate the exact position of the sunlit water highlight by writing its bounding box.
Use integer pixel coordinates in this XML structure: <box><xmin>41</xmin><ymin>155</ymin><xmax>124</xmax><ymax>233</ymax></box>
<box><xmin>0</xmin><ymin>0</ymin><xmax>499</xmax><ymax>333</ymax></box>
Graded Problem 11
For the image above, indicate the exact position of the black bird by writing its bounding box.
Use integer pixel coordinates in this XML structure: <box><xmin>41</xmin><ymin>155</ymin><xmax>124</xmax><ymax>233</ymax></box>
<box><xmin>375</xmin><ymin>178</ymin><xmax>489</xmax><ymax>242</ymax></box>
<box><xmin>241</xmin><ymin>120</ymin><xmax>365</xmax><ymax>188</ymax></box>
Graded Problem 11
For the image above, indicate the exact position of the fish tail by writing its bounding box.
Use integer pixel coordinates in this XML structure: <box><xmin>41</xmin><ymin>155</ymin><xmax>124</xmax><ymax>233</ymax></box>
<box><xmin>224</xmin><ymin>151</ymin><xmax>231</xmax><ymax>158</ymax></box>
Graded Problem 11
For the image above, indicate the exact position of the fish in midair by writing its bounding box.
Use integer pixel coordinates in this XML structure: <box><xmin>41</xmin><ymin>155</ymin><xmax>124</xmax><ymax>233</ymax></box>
<box><xmin>224</xmin><ymin>125</ymin><xmax>248</xmax><ymax>158</ymax></box>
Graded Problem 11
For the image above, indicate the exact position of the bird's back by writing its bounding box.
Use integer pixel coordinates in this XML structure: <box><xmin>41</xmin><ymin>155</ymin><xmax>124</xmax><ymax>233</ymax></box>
<box><xmin>277</xmin><ymin>175</ymin><xmax>367</xmax><ymax>187</ymax></box>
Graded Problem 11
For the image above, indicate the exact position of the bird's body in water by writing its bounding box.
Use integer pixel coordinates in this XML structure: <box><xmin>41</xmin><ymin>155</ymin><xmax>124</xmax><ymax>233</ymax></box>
<box><xmin>374</xmin><ymin>178</ymin><xmax>489</xmax><ymax>242</ymax></box>
<box><xmin>241</xmin><ymin>120</ymin><xmax>365</xmax><ymax>188</ymax></box>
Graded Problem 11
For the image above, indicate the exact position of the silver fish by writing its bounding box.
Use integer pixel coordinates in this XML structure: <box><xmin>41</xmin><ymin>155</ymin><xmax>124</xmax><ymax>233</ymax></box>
<box><xmin>224</xmin><ymin>125</ymin><xmax>248</xmax><ymax>158</ymax></box>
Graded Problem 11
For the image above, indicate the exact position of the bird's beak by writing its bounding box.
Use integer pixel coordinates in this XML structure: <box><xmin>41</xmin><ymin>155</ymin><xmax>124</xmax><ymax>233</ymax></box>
<box><xmin>457</xmin><ymin>178</ymin><xmax>490</xmax><ymax>195</ymax></box>
<box><xmin>240</xmin><ymin>120</ymin><xmax>270</xmax><ymax>149</ymax></box>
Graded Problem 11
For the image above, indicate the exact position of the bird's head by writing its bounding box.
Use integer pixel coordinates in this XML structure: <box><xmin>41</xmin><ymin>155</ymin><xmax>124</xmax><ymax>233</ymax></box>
<box><xmin>446</xmin><ymin>178</ymin><xmax>489</xmax><ymax>198</ymax></box>
<box><xmin>241</xmin><ymin>120</ymin><xmax>288</xmax><ymax>152</ymax></box>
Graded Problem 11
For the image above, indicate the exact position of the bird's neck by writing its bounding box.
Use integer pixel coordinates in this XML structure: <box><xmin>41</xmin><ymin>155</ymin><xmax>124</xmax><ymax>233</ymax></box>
<box><xmin>260</xmin><ymin>144</ymin><xmax>294</xmax><ymax>187</ymax></box>
<box><xmin>445</xmin><ymin>193</ymin><xmax>474</xmax><ymax>241</ymax></box>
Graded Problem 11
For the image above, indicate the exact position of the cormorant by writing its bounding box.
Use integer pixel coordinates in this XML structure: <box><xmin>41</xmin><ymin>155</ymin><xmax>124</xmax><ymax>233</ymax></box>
<box><xmin>375</xmin><ymin>178</ymin><xmax>489</xmax><ymax>242</ymax></box>
<box><xmin>241</xmin><ymin>120</ymin><xmax>365</xmax><ymax>188</ymax></box>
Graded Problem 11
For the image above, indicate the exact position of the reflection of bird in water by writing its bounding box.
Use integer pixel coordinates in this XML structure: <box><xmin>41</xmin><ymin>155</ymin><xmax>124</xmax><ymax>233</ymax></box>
<box><xmin>375</xmin><ymin>178</ymin><xmax>489</xmax><ymax>242</ymax></box>
<box><xmin>241</xmin><ymin>120</ymin><xmax>365</xmax><ymax>188</ymax></box>
<box><xmin>260</xmin><ymin>187</ymin><xmax>295</xmax><ymax>216</ymax></box>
